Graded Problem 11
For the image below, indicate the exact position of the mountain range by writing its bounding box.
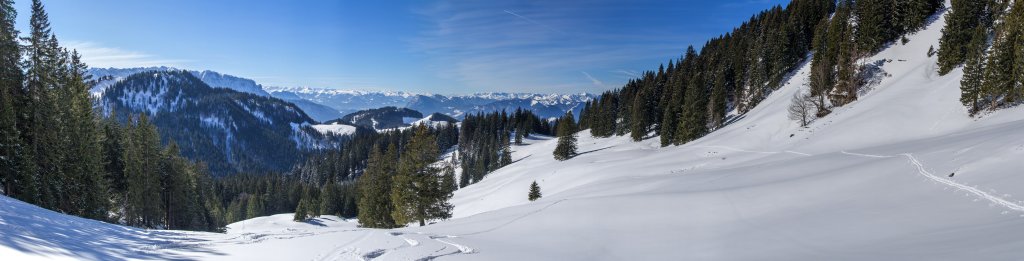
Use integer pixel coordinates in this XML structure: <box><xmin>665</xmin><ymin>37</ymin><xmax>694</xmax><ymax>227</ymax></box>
<box><xmin>98</xmin><ymin>70</ymin><xmax>341</xmax><ymax>176</ymax></box>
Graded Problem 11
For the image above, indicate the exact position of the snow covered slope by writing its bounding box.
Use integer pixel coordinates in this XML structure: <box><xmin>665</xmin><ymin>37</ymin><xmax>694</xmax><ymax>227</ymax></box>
<box><xmin>6</xmin><ymin>5</ymin><xmax>1024</xmax><ymax>260</ymax></box>
<box><xmin>89</xmin><ymin>67</ymin><xmax>271</xmax><ymax>97</ymax></box>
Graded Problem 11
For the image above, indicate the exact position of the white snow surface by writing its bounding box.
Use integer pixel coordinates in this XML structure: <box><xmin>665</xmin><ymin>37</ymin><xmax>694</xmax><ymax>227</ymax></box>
<box><xmin>311</xmin><ymin>122</ymin><xmax>358</xmax><ymax>136</ymax></box>
<box><xmin>7</xmin><ymin>6</ymin><xmax>1024</xmax><ymax>260</ymax></box>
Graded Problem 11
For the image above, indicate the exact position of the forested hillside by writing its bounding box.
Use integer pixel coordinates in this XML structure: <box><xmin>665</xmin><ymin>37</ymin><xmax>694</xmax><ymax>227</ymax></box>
<box><xmin>579</xmin><ymin>0</ymin><xmax>944</xmax><ymax>147</ymax></box>
<box><xmin>101</xmin><ymin>70</ymin><xmax>345</xmax><ymax>176</ymax></box>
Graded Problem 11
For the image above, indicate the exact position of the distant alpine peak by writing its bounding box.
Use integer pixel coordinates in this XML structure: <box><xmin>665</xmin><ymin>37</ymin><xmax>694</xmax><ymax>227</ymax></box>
<box><xmin>88</xmin><ymin>67</ymin><xmax>270</xmax><ymax>97</ymax></box>
<box><xmin>264</xmin><ymin>86</ymin><xmax>422</xmax><ymax>98</ymax></box>
<box><xmin>265</xmin><ymin>86</ymin><xmax>592</xmax><ymax>101</ymax></box>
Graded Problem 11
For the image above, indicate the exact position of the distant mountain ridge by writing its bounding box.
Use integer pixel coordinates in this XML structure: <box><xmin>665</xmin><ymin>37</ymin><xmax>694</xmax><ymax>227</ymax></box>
<box><xmin>89</xmin><ymin>67</ymin><xmax>270</xmax><ymax>97</ymax></box>
<box><xmin>266</xmin><ymin>86</ymin><xmax>593</xmax><ymax>120</ymax></box>
<box><xmin>90</xmin><ymin>67</ymin><xmax>594</xmax><ymax>122</ymax></box>
<box><xmin>99</xmin><ymin>70</ymin><xmax>340</xmax><ymax>176</ymax></box>
<box><xmin>340</xmin><ymin>106</ymin><xmax>424</xmax><ymax>130</ymax></box>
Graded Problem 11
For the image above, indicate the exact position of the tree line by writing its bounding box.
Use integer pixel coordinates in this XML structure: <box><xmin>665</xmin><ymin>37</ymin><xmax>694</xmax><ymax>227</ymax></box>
<box><xmin>944</xmin><ymin>0</ymin><xmax>1024</xmax><ymax>114</ymax></box>
<box><xmin>457</xmin><ymin>109</ymin><xmax>551</xmax><ymax>187</ymax></box>
<box><xmin>579</xmin><ymin>0</ymin><xmax>835</xmax><ymax>146</ymax></box>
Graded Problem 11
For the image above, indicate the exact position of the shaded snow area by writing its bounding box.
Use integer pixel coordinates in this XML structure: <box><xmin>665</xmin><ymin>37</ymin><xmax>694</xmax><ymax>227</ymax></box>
<box><xmin>7</xmin><ymin>6</ymin><xmax>1024</xmax><ymax>261</ymax></box>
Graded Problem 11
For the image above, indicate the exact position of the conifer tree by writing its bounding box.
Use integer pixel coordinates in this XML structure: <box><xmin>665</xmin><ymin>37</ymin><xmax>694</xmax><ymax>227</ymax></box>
<box><xmin>246</xmin><ymin>194</ymin><xmax>264</xmax><ymax>219</ymax></box>
<box><xmin>982</xmin><ymin>26</ymin><xmax>1017</xmax><ymax>108</ymax></box>
<box><xmin>962</xmin><ymin>26</ymin><xmax>987</xmax><ymax>114</ymax></box>
<box><xmin>528</xmin><ymin>181</ymin><xmax>541</xmax><ymax>201</ymax></box>
<box><xmin>62</xmin><ymin>50</ymin><xmax>107</xmax><ymax>219</ymax></box>
<box><xmin>0</xmin><ymin>0</ymin><xmax>22</xmax><ymax>197</ymax></box>
<box><xmin>677</xmin><ymin>76</ymin><xmax>709</xmax><ymax>144</ymax></box>
<box><xmin>357</xmin><ymin>144</ymin><xmax>398</xmax><ymax>228</ymax></box>
<box><xmin>938</xmin><ymin>0</ymin><xmax>991</xmax><ymax>74</ymax></box>
<box><xmin>391</xmin><ymin>125</ymin><xmax>451</xmax><ymax>227</ymax></box>
<box><xmin>319</xmin><ymin>182</ymin><xmax>339</xmax><ymax>216</ymax></box>
<box><xmin>293</xmin><ymin>199</ymin><xmax>307</xmax><ymax>222</ymax></box>
<box><xmin>553</xmin><ymin>111</ymin><xmax>577</xmax><ymax>161</ymax></box>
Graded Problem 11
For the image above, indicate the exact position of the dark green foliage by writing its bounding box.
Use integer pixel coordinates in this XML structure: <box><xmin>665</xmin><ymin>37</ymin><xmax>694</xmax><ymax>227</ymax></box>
<box><xmin>0</xmin><ymin>0</ymin><xmax>22</xmax><ymax>197</ymax></box>
<box><xmin>950</xmin><ymin>0</ymin><xmax>1024</xmax><ymax>113</ymax></box>
<box><xmin>579</xmin><ymin>0</ymin><xmax>836</xmax><ymax>148</ymax></box>
<box><xmin>357</xmin><ymin>144</ymin><xmax>398</xmax><ymax>228</ymax></box>
<box><xmin>458</xmin><ymin>109</ymin><xmax>547</xmax><ymax>186</ymax></box>
<box><xmin>391</xmin><ymin>125</ymin><xmax>453</xmax><ymax>227</ymax></box>
<box><xmin>553</xmin><ymin>111</ymin><xmax>577</xmax><ymax>161</ymax></box>
<box><xmin>102</xmin><ymin>70</ymin><xmax>330</xmax><ymax>176</ymax></box>
<box><xmin>528</xmin><ymin>181</ymin><xmax>541</xmax><ymax>201</ymax></box>
<box><xmin>938</xmin><ymin>0</ymin><xmax>994</xmax><ymax>74</ymax></box>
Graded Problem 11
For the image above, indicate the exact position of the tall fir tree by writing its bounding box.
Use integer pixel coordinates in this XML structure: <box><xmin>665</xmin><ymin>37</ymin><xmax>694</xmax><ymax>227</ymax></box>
<box><xmin>0</xmin><ymin>0</ymin><xmax>22</xmax><ymax>197</ymax></box>
<box><xmin>357</xmin><ymin>144</ymin><xmax>398</xmax><ymax>228</ymax></box>
<box><xmin>960</xmin><ymin>27</ymin><xmax>987</xmax><ymax>114</ymax></box>
<box><xmin>391</xmin><ymin>125</ymin><xmax>451</xmax><ymax>227</ymax></box>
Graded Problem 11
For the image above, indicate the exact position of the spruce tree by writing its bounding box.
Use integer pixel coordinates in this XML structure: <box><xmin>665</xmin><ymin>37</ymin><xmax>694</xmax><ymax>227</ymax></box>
<box><xmin>938</xmin><ymin>0</ymin><xmax>990</xmax><ymax>74</ymax></box>
<box><xmin>677</xmin><ymin>76</ymin><xmax>708</xmax><ymax>144</ymax></box>
<box><xmin>357</xmin><ymin>144</ymin><xmax>398</xmax><ymax>228</ymax></box>
<box><xmin>0</xmin><ymin>0</ymin><xmax>21</xmax><ymax>197</ymax></box>
<box><xmin>982</xmin><ymin>25</ymin><xmax>1017</xmax><ymax>109</ymax></box>
<box><xmin>319</xmin><ymin>182</ymin><xmax>338</xmax><ymax>216</ymax></box>
<box><xmin>293</xmin><ymin>199</ymin><xmax>307</xmax><ymax>222</ymax></box>
<box><xmin>391</xmin><ymin>125</ymin><xmax>451</xmax><ymax>227</ymax></box>
<box><xmin>962</xmin><ymin>26</ymin><xmax>987</xmax><ymax>114</ymax></box>
<box><xmin>528</xmin><ymin>181</ymin><xmax>541</xmax><ymax>201</ymax></box>
<box><xmin>553</xmin><ymin>111</ymin><xmax>577</xmax><ymax>161</ymax></box>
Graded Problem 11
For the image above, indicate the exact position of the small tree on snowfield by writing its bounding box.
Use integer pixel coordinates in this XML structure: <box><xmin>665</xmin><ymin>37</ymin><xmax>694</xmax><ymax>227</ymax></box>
<box><xmin>553</xmin><ymin>111</ymin><xmax>577</xmax><ymax>161</ymax></box>
<box><xmin>788</xmin><ymin>92</ymin><xmax>815</xmax><ymax>127</ymax></box>
<box><xmin>528</xmin><ymin>181</ymin><xmax>542</xmax><ymax>201</ymax></box>
<box><xmin>293</xmin><ymin>199</ymin><xmax>307</xmax><ymax>222</ymax></box>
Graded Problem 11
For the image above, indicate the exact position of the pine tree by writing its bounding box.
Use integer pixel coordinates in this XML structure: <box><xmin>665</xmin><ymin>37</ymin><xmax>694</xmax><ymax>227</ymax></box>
<box><xmin>391</xmin><ymin>125</ymin><xmax>451</xmax><ymax>227</ymax></box>
<box><xmin>553</xmin><ymin>111</ymin><xmax>578</xmax><ymax>161</ymax></box>
<box><xmin>319</xmin><ymin>182</ymin><xmax>338</xmax><ymax>216</ymax></box>
<box><xmin>528</xmin><ymin>181</ymin><xmax>541</xmax><ymax>201</ymax></box>
<box><xmin>61</xmin><ymin>50</ymin><xmax>107</xmax><ymax>219</ymax></box>
<box><xmin>677</xmin><ymin>76</ymin><xmax>709</xmax><ymax>144</ymax></box>
<box><xmin>293</xmin><ymin>199</ymin><xmax>307</xmax><ymax>222</ymax></box>
<box><xmin>983</xmin><ymin>24</ymin><xmax>1017</xmax><ymax>109</ymax></box>
<box><xmin>246</xmin><ymin>193</ymin><xmax>264</xmax><ymax>219</ymax></box>
<box><xmin>962</xmin><ymin>26</ymin><xmax>987</xmax><ymax>114</ymax></box>
<box><xmin>0</xmin><ymin>0</ymin><xmax>21</xmax><ymax>197</ymax></box>
<box><xmin>357</xmin><ymin>144</ymin><xmax>398</xmax><ymax>228</ymax></box>
<box><xmin>125</xmin><ymin>114</ymin><xmax>164</xmax><ymax>227</ymax></box>
<box><xmin>938</xmin><ymin>0</ymin><xmax>991</xmax><ymax>74</ymax></box>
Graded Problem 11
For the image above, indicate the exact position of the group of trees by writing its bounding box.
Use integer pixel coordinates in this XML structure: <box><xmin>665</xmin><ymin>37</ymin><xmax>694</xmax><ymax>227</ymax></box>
<box><xmin>806</xmin><ymin>0</ymin><xmax>942</xmax><ymax>119</ymax></box>
<box><xmin>0</xmin><ymin>0</ymin><xmax>222</xmax><ymax>231</ymax></box>
<box><xmin>457</xmin><ymin>109</ymin><xmax>551</xmax><ymax>186</ymax></box>
<box><xmin>944</xmin><ymin>0</ymin><xmax>1024</xmax><ymax>114</ymax></box>
<box><xmin>579</xmin><ymin>0</ymin><xmax>835</xmax><ymax>147</ymax></box>
<box><xmin>357</xmin><ymin>125</ymin><xmax>455</xmax><ymax>228</ymax></box>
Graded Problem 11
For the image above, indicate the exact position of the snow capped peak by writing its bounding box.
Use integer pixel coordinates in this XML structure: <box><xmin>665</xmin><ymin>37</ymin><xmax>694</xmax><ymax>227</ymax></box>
<box><xmin>89</xmin><ymin>67</ymin><xmax>270</xmax><ymax>97</ymax></box>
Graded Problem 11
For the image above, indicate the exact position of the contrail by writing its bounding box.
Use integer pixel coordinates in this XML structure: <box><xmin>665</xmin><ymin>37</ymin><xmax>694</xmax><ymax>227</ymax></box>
<box><xmin>504</xmin><ymin>10</ymin><xmax>564</xmax><ymax>34</ymax></box>
<box><xmin>581</xmin><ymin>71</ymin><xmax>604</xmax><ymax>87</ymax></box>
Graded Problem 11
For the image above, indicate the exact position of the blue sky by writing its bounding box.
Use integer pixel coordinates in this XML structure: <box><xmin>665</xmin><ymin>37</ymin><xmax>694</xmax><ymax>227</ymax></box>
<box><xmin>16</xmin><ymin>0</ymin><xmax>787</xmax><ymax>95</ymax></box>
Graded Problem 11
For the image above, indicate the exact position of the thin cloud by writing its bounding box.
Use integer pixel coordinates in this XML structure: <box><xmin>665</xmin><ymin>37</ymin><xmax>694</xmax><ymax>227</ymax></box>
<box><xmin>581</xmin><ymin>71</ymin><xmax>604</xmax><ymax>87</ymax></box>
<box><xmin>503</xmin><ymin>10</ymin><xmax>565</xmax><ymax>34</ymax></box>
<box><xmin>64</xmin><ymin>41</ymin><xmax>190</xmax><ymax>68</ymax></box>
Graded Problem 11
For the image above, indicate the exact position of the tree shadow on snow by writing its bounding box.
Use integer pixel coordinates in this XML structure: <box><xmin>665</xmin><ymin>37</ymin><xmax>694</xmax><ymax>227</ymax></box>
<box><xmin>576</xmin><ymin>146</ymin><xmax>614</xmax><ymax>156</ymax></box>
<box><xmin>0</xmin><ymin>197</ymin><xmax>225</xmax><ymax>260</ymax></box>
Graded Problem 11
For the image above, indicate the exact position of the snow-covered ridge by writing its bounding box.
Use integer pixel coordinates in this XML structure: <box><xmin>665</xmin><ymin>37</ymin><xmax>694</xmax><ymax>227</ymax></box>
<box><xmin>89</xmin><ymin>67</ymin><xmax>270</xmax><ymax>97</ymax></box>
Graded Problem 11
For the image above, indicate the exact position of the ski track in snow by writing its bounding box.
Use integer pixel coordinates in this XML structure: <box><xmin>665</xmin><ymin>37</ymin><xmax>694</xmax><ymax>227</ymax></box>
<box><xmin>839</xmin><ymin>150</ymin><xmax>1024</xmax><ymax>213</ymax></box>
<box><xmin>840</xmin><ymin>150</ymin><xmax>895</xmax><ymax>158</ymax></box>
<box><xmin>693</xmin><ymin>145</ymin><xmax>811</xmax><ymax>157</ymax></box>
<box><xmin>900</xmin><ymin>153</ymin><xmax>1024</xmax><ymax>213</ymax></box>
